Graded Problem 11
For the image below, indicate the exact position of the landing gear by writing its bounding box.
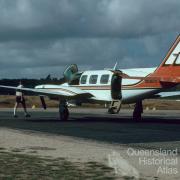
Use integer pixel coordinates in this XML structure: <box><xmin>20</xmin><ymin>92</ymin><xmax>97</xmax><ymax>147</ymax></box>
<box><xmin>59</xmin><ymin>100</ymin><xmax>69</xmax><ymax>121</ymax></box>
<box><xmin>108</xmin><ymin>100</ymin><xmax>122</xmax><ymax>114</ymax></box>
<box><xmin>109</xmin><ymin>71</ymin><xmax>122</xmax><ymax>114</ymax></box>
<box><xmin>133</xmin><ymin>100</ymin><xmax>143</xmax><ymax>121</ymax></box>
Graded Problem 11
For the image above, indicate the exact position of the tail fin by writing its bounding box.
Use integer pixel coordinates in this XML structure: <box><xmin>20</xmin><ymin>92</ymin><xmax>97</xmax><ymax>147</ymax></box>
<box><xmin>122</xmin><ymin>35</ymin><xmax>180</xmax><ymax>89</ymax></box>
<box><xmin>153</xmin><ymin>35</ymin><xmax>180</xmax><ymax>80</ymax></box>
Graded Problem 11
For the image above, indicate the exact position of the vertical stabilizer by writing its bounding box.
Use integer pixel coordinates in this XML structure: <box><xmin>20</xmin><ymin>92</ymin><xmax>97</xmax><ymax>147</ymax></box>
<box><xmin>153</xmin><ymin>35</ymin><xmax>180</xmax><ymax>78</ymax></box>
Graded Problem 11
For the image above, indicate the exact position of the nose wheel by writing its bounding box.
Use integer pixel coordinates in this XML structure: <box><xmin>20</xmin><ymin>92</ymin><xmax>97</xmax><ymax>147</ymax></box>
<box><xmin>108</xmin><ymin>100</ymin><xmax>122</xmax><ymax>114</ymax></box>
<box><xmin>59</xmin><ymin>100</ymin><xmax>69</xmax><ymax>121</ymax></box>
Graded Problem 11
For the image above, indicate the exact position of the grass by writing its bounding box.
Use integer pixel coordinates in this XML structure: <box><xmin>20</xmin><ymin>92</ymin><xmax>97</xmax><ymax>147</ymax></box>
<box><xmin>0</xmin><ymin>95</ymin><xmax>180</xmax><ymax>110</ymax></box>
<box><xmin>0</xmin><ymin>151</ymin><xmax>116</xmax><ymax>180</ymax></box>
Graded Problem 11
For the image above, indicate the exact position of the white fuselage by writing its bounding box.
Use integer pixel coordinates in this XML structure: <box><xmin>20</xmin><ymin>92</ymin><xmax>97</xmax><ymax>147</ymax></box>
<box><xmin>36</xmin><ymin>67</ymin><xmax>162</xmax><ymax>104</ymax></box>
<box><xmin>73</xmin><ymin>68</ymin><xmax>159</xmax><ymax>103</ymax></box>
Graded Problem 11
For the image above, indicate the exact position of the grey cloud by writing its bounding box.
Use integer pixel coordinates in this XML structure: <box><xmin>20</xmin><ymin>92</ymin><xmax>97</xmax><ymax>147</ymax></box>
<box><xmin>0</xmin><ymin>35</ymin><xmax>174</xmax><ymax>78</ymax></box>
<box><xmin>0</xmin><ymin>0</ymin><xmax>179</xmax><ymax>40</ymax></box>
<box><xmin>0</xmin><ymin>38</ymin><xmax>126</xmax><ymax>70</ymax></box>
<box><xmin>0</xmin><ymin>0</ymin><xmax>179</xmax><ymax>78</ymax></box>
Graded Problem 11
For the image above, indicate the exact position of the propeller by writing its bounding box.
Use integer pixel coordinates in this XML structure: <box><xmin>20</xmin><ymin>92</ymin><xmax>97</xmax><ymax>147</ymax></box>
<box><xmin>63</xmin><ymin>64</ymin><xmax>78</xmax><ymax>83</ymax></box>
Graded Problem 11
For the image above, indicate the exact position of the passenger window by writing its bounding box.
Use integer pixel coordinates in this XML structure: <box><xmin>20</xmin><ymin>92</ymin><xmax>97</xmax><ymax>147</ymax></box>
<box><xmin>89</xmin><ymin>75</ymin><xmax>98</xmax><ymax>84</ymax></box>
<box><xmin>100</xmin><ymin>74</ymin><xmax>109</xmax><ymax>84</ymax></box>
<box><xmin>80</xmin><ymin>75</ymin><xmax>87</xmax><ymax>84</ymax></box>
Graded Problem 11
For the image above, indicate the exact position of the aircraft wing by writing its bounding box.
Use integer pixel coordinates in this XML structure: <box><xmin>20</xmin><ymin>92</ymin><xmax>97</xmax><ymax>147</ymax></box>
<box><xmin>155</xmin><ymin>91</ymin><xmax>180</xmax><ymax>98</ymax></box>
<box><xmin>0</xmin><ymin>85</ymin><xmax>93</xmax><ymax>100</ymax></box>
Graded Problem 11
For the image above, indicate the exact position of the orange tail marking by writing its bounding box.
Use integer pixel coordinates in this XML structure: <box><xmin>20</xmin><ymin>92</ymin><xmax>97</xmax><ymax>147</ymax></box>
<box><xmin>153</xmin><ymin>35</ymin><xmax>180</xmax><ymax>79</ymax></box>
<box><xmin>130</xmin><ymin>35</ymin><xmax>180</xmax><ymax>89</ymax></box>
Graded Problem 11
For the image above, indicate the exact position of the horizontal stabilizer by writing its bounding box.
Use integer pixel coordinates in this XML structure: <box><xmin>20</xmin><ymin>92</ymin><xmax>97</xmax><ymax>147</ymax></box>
<box><xmin>157</xmin><ymin>91</ymin><xmax>180</xmax><ymax>98</ymax></box>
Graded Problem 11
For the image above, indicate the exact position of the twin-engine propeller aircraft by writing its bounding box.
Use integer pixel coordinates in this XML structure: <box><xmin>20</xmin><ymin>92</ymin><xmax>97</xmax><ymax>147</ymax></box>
<box><xmin>1</xmin><ymin>35</ymin><xmax>180</xmax><ymax>121</ymax></box>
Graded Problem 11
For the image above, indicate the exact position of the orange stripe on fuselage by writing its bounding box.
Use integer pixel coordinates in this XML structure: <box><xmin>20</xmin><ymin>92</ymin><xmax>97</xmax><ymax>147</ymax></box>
<box><xmin>71</xmin><ymin>85</ymin><xmax>161</xmax><ymax>90</ymax></box>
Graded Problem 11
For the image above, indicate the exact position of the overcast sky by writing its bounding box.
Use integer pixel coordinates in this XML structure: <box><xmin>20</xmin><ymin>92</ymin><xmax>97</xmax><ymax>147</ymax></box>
<box><xmin>0</xmin><ymin>0</ymin><xmax>179</xmax><ymax>78</ymax></box>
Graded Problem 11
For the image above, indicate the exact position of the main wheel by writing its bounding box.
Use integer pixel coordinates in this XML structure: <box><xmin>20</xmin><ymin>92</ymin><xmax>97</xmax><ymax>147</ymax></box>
<box><xmin>133</xmin><ymin>100</ymin><xmax>143</xmax><ymax>121</ymax></box>
<box><xmin>133</xmin><ymin>111</ymin><xmax>142</xmax><ymax>121</ymax></box>
<box><xmin>59</xmin><ymin>107</ymin><xmax>69</xmax><ymax>121</ymax></box>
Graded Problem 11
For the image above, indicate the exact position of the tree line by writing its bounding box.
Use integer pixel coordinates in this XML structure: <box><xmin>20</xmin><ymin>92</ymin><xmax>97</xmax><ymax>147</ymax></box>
<box><xmin>0</xmin><ymin>75</ymin><xmax>65</xmax><ymax>95</ymax></box>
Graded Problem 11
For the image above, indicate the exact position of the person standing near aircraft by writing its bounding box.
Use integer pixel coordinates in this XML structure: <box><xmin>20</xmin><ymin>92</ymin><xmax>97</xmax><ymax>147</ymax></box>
<box><xmin>14</xmin><ymin>81</ymin><xmax>30</xmax><ymax>118</ymax></box>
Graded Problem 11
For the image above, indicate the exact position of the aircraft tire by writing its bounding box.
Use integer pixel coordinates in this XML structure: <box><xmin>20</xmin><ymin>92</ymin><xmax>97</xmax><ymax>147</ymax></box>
<box><xmin>59</xmin><ymin>107</ymin><xmax>69</xmax><ymax>121</ymax></box>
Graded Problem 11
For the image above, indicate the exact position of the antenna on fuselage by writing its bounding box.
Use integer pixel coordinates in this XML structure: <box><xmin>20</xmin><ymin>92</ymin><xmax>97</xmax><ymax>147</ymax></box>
<box><xmin>104</xmin><ymin>61</ymin><xmax>118</xmax><ymax>71</ymax></box>
<box><xmin>113</xmin><ymin>62</ymin><xmax>118</xmax><ymax>70</ymax></box>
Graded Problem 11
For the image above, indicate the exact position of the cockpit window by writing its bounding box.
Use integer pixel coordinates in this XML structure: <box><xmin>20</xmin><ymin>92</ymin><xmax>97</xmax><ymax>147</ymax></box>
<box><xmin>80</xmin><ymin>75</ymin><xmax>88</xmax><ymax>84</ymax></box>
<box><xmin>100</xmin><ymin>74</ymin><xmax>109</xmax><ymax>84</ymax></box>
<box><xmin>89</xmin><ymin>75</ymin><xmax>98</xmax><ymax>84</ymax></box>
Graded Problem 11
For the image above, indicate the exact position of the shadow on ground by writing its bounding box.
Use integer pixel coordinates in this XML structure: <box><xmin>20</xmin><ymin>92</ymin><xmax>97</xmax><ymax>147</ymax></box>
<box><xmin>0</xmin><ymin>110</ymin><xmax>180</xmax><ymax>145</ymax></box>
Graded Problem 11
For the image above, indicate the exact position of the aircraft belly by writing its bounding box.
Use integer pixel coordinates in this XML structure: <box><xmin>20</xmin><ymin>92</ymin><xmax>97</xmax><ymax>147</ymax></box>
<box><xmin>122</xmin><ymin>88</ymin><xmax>160</xmax><ymax>104</ymax></box>
<box><xmin>83</xmin><ymin>88</ymin><xmax>161</xmax><ymax>103</ymax></box>
<box><xmin>86</xmin><ymin>90</ymin><xmax>112</xmax><ymax>101</ymax></box>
